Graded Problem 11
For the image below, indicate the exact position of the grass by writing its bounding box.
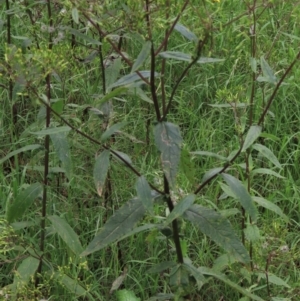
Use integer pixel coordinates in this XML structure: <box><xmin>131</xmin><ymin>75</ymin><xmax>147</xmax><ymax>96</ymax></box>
<box><xmin>0</xmin><ymin>0</ymin><xmax>300</xmax><ymax>300</ymax></box>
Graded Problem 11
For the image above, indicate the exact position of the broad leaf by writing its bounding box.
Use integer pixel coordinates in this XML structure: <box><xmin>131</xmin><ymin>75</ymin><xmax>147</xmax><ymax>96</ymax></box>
<box><xmin>48</xmin><ymin>215</ymin><xmax>83</xmax><ymax>256</ymax></box>
<box><xmin>222</xmin><ymin>173</ymin><xmax>257</xmax><ymax>222</ymax></box>
<box><xmin>199</xmin><ymin>267</ymin><xmax>265</xmax><ymax>301</ymax></box>
<box><xmin>257</xmin><ymin>272</ymin><xmax>290</xmax><ymax>288</ymax></box>
<box><xmin>56</xmin><ymin>272</ymin><xmax>87</xmax><ymax>297</ymax></box>
<box><xmin>81</xmin><ymin>198</ymin><xmax>146</xmax><ymax>256</ymax></box>
<box><xmin>252</xmin><ymin>143</ymin><xmax>281</xmax><ymax>168</ymax></box>
<box><xmin>242</xmin><ymin>125</ymin><xmax>262</xmax><ymax>152</ymax></box>
<box><xmin>132</xmin><ymin>41</ymin><xmax>151</xmax><ymax>72</ymax></box>
<box><xmin>12</xmin><ymin>257</ymin><xmax>39</xmax><ymax>290</ymax></box>
<box><xmin>154</xmin><ymin>122</ymin><xmax>182</xmax><ymax>187</ymax></box>
<box><xmin>0</xmin><ymin>144</ymin><xmax>41</xmax><ymax>165</ymax></box>
<box><xmin>174</xmin><ymin>23</ymin><xmax>198</xmax><ymax>41</ymax></box>
<box><xmin>96</xmin><ymin>87</ymin><xmax>128</xmax><ymax>106</ymax></box>
<box><xmin>191</xmin><ymin>151</ymin><xmax>228</xmax><ymax>161</ymax></box>
<box><xmin>71</xmin><ymin>7</ymin><xmax>79</xmax><ymax>24</ymax></box>
<box><xmin>201</xmin><ymin>167</ymin><xmax>223</xmax><ymax>184</ymax></box>
<box><xmin>183</xmin><ymin>204</ymin><xmax>250</xmax><ymax>263</ymax></box>
<box><xmin>250</xmin><ymin>57</ymin><xmax>257</xmax><ymax>73</ymax></box>
<box><xmin>169</xmin><ymin>264</ymin><xmax>189</xmax><ymax>287</ymax></box>
<box><xmin>32</xmin><ymin>126</ymin><xmax>71</xmax><ymax>136</ymax></box>
<box><xmin>147</xmin><ymin>261</ymin><xmax>177</xmax><ymax>274</ymax></box>
<box><xmin>116</xmin><ymin>289</ymin><xmax>141</xmax><ymax>301</ymax></box>
<box><xmin>164</xmin><ymin>194</ymin><xmax>195</xmax><ymax>225</ymax></box>
<box><xmin>183</xmin><ymin>262</ymin><xmax>206</xmax><ymax>288</ymax></box>
<box><xmin>259</xmin><ymin>56</ymin><xmax>277</xmax><ymax>84</ymax></box>
<box><xmin>109</xmin><ymin>71</ymin><xmax>159</xmax><ymax>89</ymax></box>
<box><xmin>251</xmin><ymin>168</ymin><xmax>284</xmax><ymax>178</ymax></box>
<box><xmin>93</xmin><ymin>150</ymin><xmax>110</xmax><ymax>197</ymax></box>
<box><xmin>50</xmin><ymin>132</ymin><xmax>72</xmax><ymax>180</ymax></box>
<box><xmin>252</xmin><ymin>197</ymin><xmax>288</xmax><ymax>222</ymax></box>
<box><xmin>136</xmin><ymin>176</ymin><xmax>154</xmax><ymax>213</ymax></box>
<box><xmin>112</xmin><ymin>150</ymin><xmax>132</xmax><ymax>165</ymax></box>
<box><xmin>101</xmin><ymin>122</ymin><xmax>127</xmax><ymax>142</ymax></box>
<box><xmin>7</xmin><ymin>183</ymin><xmax>43</xmax><ymax>223</ymax></box>
<box><xmin>244</xmin><ymin>224</ymin><xmax>260</xmax><ymax>242</ymax></box>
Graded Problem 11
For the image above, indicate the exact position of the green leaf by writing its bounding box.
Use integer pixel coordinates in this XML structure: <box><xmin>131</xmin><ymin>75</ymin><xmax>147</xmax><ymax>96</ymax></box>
<box><xmin>244</xmin><ymin>224</ymin><xmax>260</xmax><ymax>242</ymax></box>
<box><xmin>56</xmin><ymin>272</ymin><xmax>87</xmax><ymax>297</ymax></box>
<box><xmin>154</xmin><ymin>122</ymin><xmax>182</xmax><ymax>187</ymax></box>
<box><xmin>169</xmin><ymin>264</ymin><xmax>190</xmax><ymax>288</ymax></box>
<box><xmin>0</xmin><ymin>144</ymin><xmax>41</xmax><ymax>165</ymax></box>
<box><xmin>147</xmin><ymin>261</ymin><xmax>177</xmax><ymax>274</ymax></box>
<box><xmin>183</xmin><ymin>262</ymin><xmax>206</xmax><ymax>288</ymax></box>
<box><xmin>131</xmin><ymin>41</ymin><xmax>151</xmax><ymax>72</ymax></box>
<box><xmin>50</xmin><ymin>132</ymin><xmax>72</xmax><ymax>180</ymax></box>
<box><xmin>252</xmin><ymin>197</ymin><xmax>288</xmax><ymax>222</ymax></box>
<box><xmin>136</xmin><ymin>176</ymin><xmax>154</xmax><ymax>213</ymax></box>
<box><xmin>164</xmin><ymin>194</ymin><xmax>195</xmax><ymax>225</ymax></box>
<box><xmin>252</xmin><ymin>143</ymin><xmax>281</xmax><ymax>168</ymax></box>
<box><xmin>222</xmin><ymin>173</ymin><xmax>257</xmax><ymax>222</ymax></box>
<box><xmin>242</xmin><ymin>125</ymin><xmax>262</xmax><ymax>152</ymax></box>
<box><xmin>71</xmin><ymin>7</ymin><xmax>79</xmax><ymax>24</ymax></box>
<box><xmin>191</xmin><ymin>151</ymin><xmax>228</xmax><ymax>161</ymax></box>
<box><xmin>116</xmin><ymin>289</ymin><xmax>141</xmax><ymax>301</ymax></box>
<box><xmin>199</xmin><ymin>267</ymin><xmax>265</xmax><ymax>301</ymax></box>
<box><xmin>101</xmin><ymin>122</ymin><xmax>127</xmax><ymax>142</ymax></box>
<box><xmin>81</xmin><ymin>198</ymin><xmax>146</xmax><ymax>256</ymax></box>
<box><xmin>212</xmin><ymin>254</ymin><xmax>238</xmax><ymax>272</ymax></box>
<box><xmin>48</xmin><ymin>215</ymin><xmax>83</xmax><ymax>256</ymax></box>
<box><xmin>179</xmin><ymin>147</ymin><xmax>195</xmax><ymax>185</ymax></box>
<box><xmin>251</xmin><ymin>168</ymin><xmax>284</xmax><ymax>178</ymax></box>
<box><xmin>68</xmin><ymin>28</ymin><xmax>101</xmax><ymax>45</ymax></box>
<box><xmin>93</xmin><ymin>150</ymin><xmax>110</xmax><ymax>197</ymax></box>
<box><xmin>112</xmin><ymin>150</ymin><xmax>132</xmax><ymax>165</ymax></box>
<box><xmin>32</xmin><ymin>126</ymin><xmax>71</xmax><ymax>136</ymax></box>
<box><xmin>183</xmin><ymin>204</ymin><xmax>250</xmax><ymax>264</ymax></box>
<box><xmin>257</xmin><ymin>272</ymin><xmax>290</xmax><ymax>288</ymax></box>
<box><xmin>201</xmin><ymin>167</ymin><xmax>223</xmax><ymax>184</ymax></box>
<box><xmin>51</xmin><ymin>99</ymin><xmax>64</xmax><ymax>114</ymax></box>
<box><xmin>6</xmin><ymin>183</ymin><xmax>43</xmax><ymax>223</ymax></box>
<box><xmin>105</xmin><ymin>57</ymin><xmax>122</xmax><ymax>88</ymax></box>
<box><xmin>145</xmin><ymin>294</ymin><xmax>174</xmax><ymax>301</ymax></box>
<box><xmin>159</xmin><ymin>51</ymin><xmax>224</xmax><ymax>64</ymax></box>
<box><xmin>12</xmin><ymin>256</ymin><xmax>39</xmax><ymax>289</ymax></box>
<box><xmin>109</xmin><ymin>71</ymin><xmax>159</xmax><ymax>89</ymax></box>
<box><xmin>96</xmin><ymin>87</ymin><xmax>128</xmax><ymax>106</ymax></box>
<box><xmin>260</xmin><ymin>56</ymin><xmax>277</xmax><ymax>84</ymax></box>
<box><xmin>250</xmin><ymin>57</ymin><xmax>257</xmax><ymax>73</ymax></box>
<box><xmin>174</xmin><ymin>23</ymin><xmax>198</xmax><ymax>41</ymax></box>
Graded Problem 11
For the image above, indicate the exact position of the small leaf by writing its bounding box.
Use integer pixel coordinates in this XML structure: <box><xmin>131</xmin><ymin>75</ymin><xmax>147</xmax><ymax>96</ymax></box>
<box><xmin>56</xmin><ymin>272</ymin><xmax>87</xmax><ymax>297</ymax></box>
<box><xmin>252</xmin><ymin>143</ymin><xmax>281</xmax><ymax>168</ymax></box>
<box><xmin>222</xmin><ymin>173</ymin><xmax>257</xmax><ymax>222</ymax></box>
<box><xmin>201</xmin><ymin>167</ymin><xmax>223</xmax><ymax>184</ymax></box>
<box><xmin>191</xmin><ymin>151</ymin><xmax>228</xmax><ymax>161</ymax></box>
<box><xmin>116</xmin><ymin>289</ymin><xmax>141</xmax><ymax>301</ymax></box>
<box><xmin>0</xmin><ymin>144</ymin><xmax>41</xmax><ymax>165</ymax></box>
<box><xmin>110</xmin><ymin>268</ymin><xmax>127</xmax><ymax>294</ymax></box>
<box><xmin>68</xmin><ymin>28</ymin><xmax>101</xmax><ymax>45</ymax></box>
<box><xmin>51</xmin><ymin>99</ymin><xmax>64</xmax><ymax>114</ymax></box>
<box><xmin>174</xmin><ymin>23</ymin><xmax>198</xmax><ymax>41</ymax></box>
<box><xmin>183</xmin><ymin>204</ymin><xmax>250</xmax><ymax>263</ymax></box>
<box><xmin>164</xmin><ymin>194</ymin><xmax>195</xmax><ymax>225</ymax></box>
<box><xmin>147</xmin><ymin>261</ymin><xmax>177</xmax><ymax>274</ymax></box>
<box><xmin>242</xmin><ymin>125</ymin><xmax>262</xmax><ymax>152</ymax></box>
<box><xmin>244</xmin><ymin>224</ymin><xmax>260</xmax><ymax>242</ymax></box>
<box><xmin>250</xmin><ymin>57</ymin><xmax>257</xmax><ymax>73</ymax></box>
<box><xmin>199</xmin><ymin>267</ymin><xmax>265</xmax><ymax>301</ymax></box>
<box><xmin>12</xmin><ymin>257</ymin><xmax>39</xmax><ymax>289</ymax></box>
<box><xmin>154</xmin><ymin>122</ymin><xmax>182</xmax><ymax>187</ymax></box>
<box><xmin>71</xmin><ymin>7</ymin><xmax>79</xmax><ymax>24</ymax></box>
<box><xmin>251</xmin><ymin>168</ymin><xmax>284</xmax><ymax>178</ymax></box>
<box><xmin>112</xmin><ymin>150</ymin><xmax>132</xmax><ymax>165</ymax></box>
<box><xmin>48</xmin><ymin>215</ymin><xmax>83</xmax><ymax>255</ymax></box>
<box><xmin>96</xmin><ymin>87</ymin><xmax>127</xmax><ymax>106</ymax></box>
<box><xmin>7</xmin><ymin>183</ymin><xmax>43</xmax><ymax>223</ymax></box>
<box><xmin>136</xmin><ymin>176</ymin><xmax>154</xmax><ymax>213</ymax></box>
<box><xmin>252</xmin><ymin>197</ymin><xmax>288</xmax><ymax>222</ymax></box>
<box><xmin>105</xmin><ymin>57</ymin><xmax>122</xmax><ymax>88</ymax></box>
<box><xmin>32</xmin><ymin>126</ymin><xmax>71</xmax><ymax>136</ymax></box>
<box><xmin>131</xmin><ymin>41</ymin><xmax>151</xmax><ymax>72</ymax></box>
<box><xmin>101</xmin><ymin>122</ymin><xmax>127</xmax><ymax>142</ymax></box>
<box><xmin>260</xmin><ymin>56</ymin><xmax>277</xmax><ymax>84</ymax></box>
<box><xmin>50</xmin><ymin>132</ymin><xmax>72</xmax><ymax>180</ymax></box>
<box><xmin>109</xmin><ymin>71</ymin><xmax>159</xmax><ymax>89</ymax></box>
<box><xmin>81</xmin><ymin>198</ymin><xmax>146</xmax><ymax>256</ymax></box>
<box><xmin>93</xmin><ymin>150</ymin><xmax>110</xmax><ymax>197</ymax></box>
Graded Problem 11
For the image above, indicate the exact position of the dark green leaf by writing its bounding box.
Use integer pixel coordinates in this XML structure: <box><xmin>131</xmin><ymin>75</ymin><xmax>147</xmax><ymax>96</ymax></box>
<box><xmin>252</xmin><ymin>143</ymin><xmax>281</xmax><ymax>168</ymax></box>
<box><xmin>174</xmin><ymin>23</ymin><xmax>198</xmax><ymax>41</ymax></box>
<box><xmin>50</xmin><ymin>132</ymin><xmax>72</xmax><ymax>180</ymax></box>
<box><xmin>112</xmin><ymin>150</ymin><xmax>132</xmax><ymax>165</ymax></box>
<box><xmin>136</xmin><ymin>176</ymin><xmax>154</xmax><ymax>213</ymax></box>
<box><xmin>81</xmin><ymin>198</ymin><xmax>146</xmax><ymax>256</ymax></box>
<box><xmin>0</xmin><ymin>144</ymin><xmax>41</xmax><ymax>165</ymax></box>
<box><xmin>201</xmin><ymin>167</ymin><xmax>223</xmax><ymax>184</ymax></box>
<box><xmin>222</xmin><ymin>173</ymin><xmax>257</xmax><ymax>222</ymax></box>
<box><xmin>183</xmin><ymin>262</ymin><xmax>206</xmax><ymax>288</ymax></box>
<box><xmin>56</xmin><ymin>272</ymin><xmax>87</xmax><ymax>297</ymax></box>
<box><xmin>164</xmin><ymin>194</ymin><xmax>195</xmax><ymax>225</ymax></box>
<box><xmin>32</xmin><ymin>126</ymin><xmax>71</xmax><ymax>136</ymax></box>
<box><xmin>51</xmin><ymin>99</ymin><xmax>64</xmax><ymax>114</ymax></box>
<box><xmin>93</xmin><ymin>150</ymin><xmax>110</xmax><ymax>197</ymax></box>
<box><xmin>191</xmin><ymin>151</ymin><xmax>228</xmax><ymax>161</ymax></box>
<box><xmin>132</xmin><ymin>41</ymin><xmax>151</xmax><ymax>72</ymax></box>
<box><xmin>199</xmin><ymin>267</ymin><xmax>265</xmax><ymax>301</ymax></box>
<box><xmin>48</xmin><ymin>215</ymin><xmax>83</xmax><ymax>256</ymax></box>
<box><xmin>154</xmin><ymin>122</ymin><xmax>182</xmax><ymax>187</ymax></box>
<box><xmin>170</xmin><ymin>264</ymin><xmax>190</xmax><ymax>288</ymax></box>
<box><xmin>7</xmin><ymin>183</ymin><xmax>43</xmax><ymax>223</ymax></box>
<box><xmin>183</xmin><ymin>204</ymin><xmax>250</xmax><ymax>263</ymax></box>
<box><xmin>179</xmin><ymin>147</ymin><xmax>195</xmax><ymax>185</ymax></box>
<box><xmin>147</xmin><ymin>261</ymin><xmax>176</xmax><ymax>274</ymax></box>
<box><xmin>242</xmin><ymin>125</ymin><xmax>262</xmax><ymax>152</ymax></box>
<box><xmin>101</xmin><ymin>122</ymin><xmax>127</xmax><ymax>142</ymax></box>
